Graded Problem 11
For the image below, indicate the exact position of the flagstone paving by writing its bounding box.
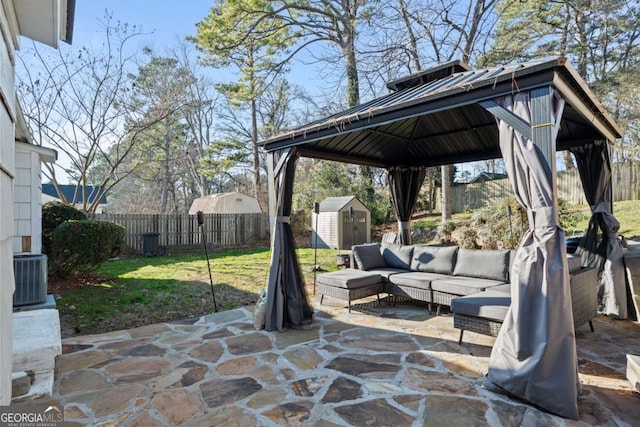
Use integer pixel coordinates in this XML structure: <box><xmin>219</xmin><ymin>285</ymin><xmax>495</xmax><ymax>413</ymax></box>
<box><xmin>35</xmin><ymin>297</ymin><xmax>640</xmax><ymax>425</ymax></box>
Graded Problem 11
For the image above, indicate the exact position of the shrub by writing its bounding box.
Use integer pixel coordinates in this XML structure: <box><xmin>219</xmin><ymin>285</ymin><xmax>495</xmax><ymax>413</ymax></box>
<box><xmin>437</xmin><ymin>220</ymin><xmax>457</xmax><ymax>244</ymax></box>
<box><xmin>51</xmin><ymin>220</ymin><xmax>126</xmax><ymax>277</ymax></box>
<box><xmin>42</xmin><ymin>202</ymin><xmax>86</xmax><ymax>255</ymax></box>
<box><xmin>466</xmin><ymin>197</ymin><xmax>584</xmax><ymax>249</ymax></box>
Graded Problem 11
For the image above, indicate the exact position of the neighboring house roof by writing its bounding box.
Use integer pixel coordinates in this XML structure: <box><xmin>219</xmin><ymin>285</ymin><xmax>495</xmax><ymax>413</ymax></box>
<box><xmin>468</xmin><ymin>172</ymin><xmax>508</xmax><ymax>183</ymax></box>
<box><xmin>319</xmin><ymin>196</ymin><xmax>368</xmax><ymax>212</ymax></box>
<box><xmin>42</xmin><ymin>184</ymin><xmax>107</xmax><ymax>205</ymax></box>
<box><xmin>189</xmin><ymin>192</ymin><xmax>262</xmax><ymax>214</ymax></box>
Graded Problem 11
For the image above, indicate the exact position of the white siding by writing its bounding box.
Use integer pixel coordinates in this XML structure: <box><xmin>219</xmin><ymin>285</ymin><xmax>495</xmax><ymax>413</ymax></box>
<box><xmin>0</xmin><ymin>7</ymin><xmax>15</xmax><ymax>406</ymax></box>
<box><xmin>13</xmin><ymin>146</ymin><xmax>44</xmax><ymax>253</ymax></box>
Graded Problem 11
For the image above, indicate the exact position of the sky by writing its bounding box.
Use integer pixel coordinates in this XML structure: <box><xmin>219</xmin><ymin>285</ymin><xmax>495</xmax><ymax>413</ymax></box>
<box><xmin>73</xmin><ymin>0</ymin><xmax>212</xmax><ymax>51</ymax></box>
<box><xmin>72</xmin><ymin>0</ymin><xmax>322</xmax><ymax>91</ymax></box>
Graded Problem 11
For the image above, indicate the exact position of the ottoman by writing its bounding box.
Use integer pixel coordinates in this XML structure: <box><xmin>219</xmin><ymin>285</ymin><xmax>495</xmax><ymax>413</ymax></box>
<box><xmin>317</xmin><ymin>269</ymin><xmax>384</xmax><ymax>313</ymax></box>
<box><xmin>450</xmin><ymin>289</ymin><xmax>511</xmax><ymax>345</ymax></box>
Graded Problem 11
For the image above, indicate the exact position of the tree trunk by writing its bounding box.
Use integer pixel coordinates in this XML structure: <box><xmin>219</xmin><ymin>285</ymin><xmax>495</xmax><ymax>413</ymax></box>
<box><xmin>343</xmin><ymin>37</ymin><xmax>360</xmax><ymax>107</ymax></box>
<box><xmin>441</xmin><ymin>164</ymin><xmax>452</xmax><ymax>222</ymax></box>
<box><xmin>251</xmin><ymin>97</ymin><xmax>261</xmax><ymax>206</ymax></box>
<box><xmin>428</xmin><ymin>175</ymin><xmax>434</xmax><ymax>214</ymax></box>
<box><xmin>160</xmin><ymin>119</ymin><xmax>171</xmax><ymax>214</ymax></box>
<box><xmin>399</xmin><ymin>0</ymin><xmax>421</xmax><ymax>71</ymax></box>
<box><xmin>563</xmin><ymin>151</ymin><xmax>575</xmax><ymax>170</ymax></box>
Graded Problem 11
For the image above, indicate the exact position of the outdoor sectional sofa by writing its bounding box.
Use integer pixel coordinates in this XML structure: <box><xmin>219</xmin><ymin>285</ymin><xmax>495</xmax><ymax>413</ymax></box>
<box><xmin>317</xmin><ymin>242</ymin><xmax>598</xmax><ymax>342</ymax></box>
<box><xmin>347</xmin><ymin>242</ymin><xmax>515</xmax><ymax>313</ymax></box>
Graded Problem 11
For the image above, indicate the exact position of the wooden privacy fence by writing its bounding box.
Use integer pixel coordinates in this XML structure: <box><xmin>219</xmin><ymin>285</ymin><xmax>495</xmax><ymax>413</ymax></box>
<box><xmin>88</xmin><ymin>213</ymin><xmax>269</xmax><ymax>253</ymax></box>
<box><xmin>449</xmin><ymin>162</ymin><xmax>640</xmax><ymax>213</ymax></box>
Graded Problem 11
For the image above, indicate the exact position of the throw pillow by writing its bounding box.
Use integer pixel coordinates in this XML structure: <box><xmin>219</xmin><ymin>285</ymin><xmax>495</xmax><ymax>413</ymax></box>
<box><xmin>381</xmin><ymin>243</ymin><xmax>414</xmax><ymax>270</ymax></box>
<box><xmin>453</xmin><ymin>248</ymin><xmax>510</xmax><ymax>281</ymax></box>
<box><xmin>411</xmin><ymin>245</ymin><xmax>458</xmax><ymax>274</ymax></box>
<box><xmin>352</xmin><ymin>243</ymin><xmax>386</xmax><ymax>270</ymax></box>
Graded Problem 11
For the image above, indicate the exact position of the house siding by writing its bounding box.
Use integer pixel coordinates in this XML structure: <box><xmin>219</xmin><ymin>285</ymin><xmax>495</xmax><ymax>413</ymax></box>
<box><xmin>0</xmin><ymin>2</ymin><xmax>16</xmax><ymax>404</ymax></box>
<box><xmin>14</xmin><ymin>145</ymin><xmax>44</xmax><ymax>254</ymax></box>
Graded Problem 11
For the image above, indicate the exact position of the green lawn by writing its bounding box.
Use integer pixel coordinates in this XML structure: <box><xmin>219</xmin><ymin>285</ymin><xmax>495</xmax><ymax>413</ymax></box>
<box><xmin>54</xmin><ymin>200</ymin><xmax>640</xmax><ymax>338</ymax></box>
<box><xmin>54</xmin><ymin>247</ymin><xmax>342</xmax><ymax>337</ymax></box>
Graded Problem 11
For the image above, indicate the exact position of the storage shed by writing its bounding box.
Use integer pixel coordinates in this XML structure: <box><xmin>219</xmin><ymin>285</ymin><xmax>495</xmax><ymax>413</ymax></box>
<box><xmin>189</xmin><ymin>192</ymin><xmax>262</xmax><ymax>215</ymax></box>
<box><xmin>312</xmin><ymin>196</ymin><xmax>370</xmax><ymax>250</ymax></box>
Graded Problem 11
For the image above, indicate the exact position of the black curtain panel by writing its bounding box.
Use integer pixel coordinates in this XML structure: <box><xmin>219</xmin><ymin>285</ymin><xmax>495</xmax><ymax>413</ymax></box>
<box><xmin>571</xmin><ymin>142</ymin><xmax>630</xmax><ymax>319</ymax></box>
<box><xmin>388</xmin><ymin>166</ymin><xmax>427</xmax><ymax>245</ymax></box>
<box><xmin>265</xmin><ymin>148</ymin><xmax>314</xmax><ymax>331</ymax></box>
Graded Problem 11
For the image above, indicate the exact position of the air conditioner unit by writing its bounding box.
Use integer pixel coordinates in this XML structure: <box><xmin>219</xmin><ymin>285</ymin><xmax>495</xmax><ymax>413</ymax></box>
<box><xmin>13</xmin><ymin>254</ymin><xmax>48</xmax><ymax>306</ymax></box>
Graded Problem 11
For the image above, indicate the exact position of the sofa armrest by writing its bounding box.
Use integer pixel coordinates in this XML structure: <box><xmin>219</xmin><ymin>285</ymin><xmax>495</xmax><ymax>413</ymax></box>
<box><xmin>570</xmin><ymin>267</ymin><xmax>598</xmax><ymax>328</ymax></box>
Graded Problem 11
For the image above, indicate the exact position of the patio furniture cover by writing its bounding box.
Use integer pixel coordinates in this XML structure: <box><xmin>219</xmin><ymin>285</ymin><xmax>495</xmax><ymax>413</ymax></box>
<box><xmin>264</xmin><ymin>148</ymin><xmax>314</xmax><ymax>331</ymax></box>
<box><xmin>388</xmin><ymin>166</ymin><xmax>427</xmax><ymax>245</ymax></box>
<box><xmin>483</xmin><ymin>88</ymin><xmax>579</xmax><ymax>419</ymax></box>
<box><xmin>571</xmin><ymin>142</ymin><xmax>631</xmax><ymax>319</ymax></box>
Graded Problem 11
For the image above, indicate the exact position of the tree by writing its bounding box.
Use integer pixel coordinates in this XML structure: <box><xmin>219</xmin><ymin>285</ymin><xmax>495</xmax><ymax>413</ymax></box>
<box><xmin>191</xmin><ymin>0</ymin><xmax>294</xmax><ymax>208</ymax></box>
<box><xmin>484</xmin><ymin>0</ymin><xmax>640</xmax><ymax>162</ymax></box>
<box><xmin>16</xmin><ymin>15</ymin><xmax>166</xmax><ymax>213</ymax></box>
<box><xmin>173</xmin><ymin>42</ymin><xmax>223</xmax><ymax>198</ymax></box>
<box><xmin>371</xmin><ymin>0</ymin><xmax>499</xmax><ymax>222</ymax></box>
<box><xmin>127</xmin><ymin>49</ymin><xmax>195</xmax><ymax>213</ymax></box>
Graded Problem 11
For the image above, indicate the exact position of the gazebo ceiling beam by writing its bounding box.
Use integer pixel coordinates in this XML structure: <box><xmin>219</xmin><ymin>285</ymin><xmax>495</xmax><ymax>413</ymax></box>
<box><xmin>296</xmin><ymin>146</ymin><xmax>388</xmax><ymax>168</ymax></box>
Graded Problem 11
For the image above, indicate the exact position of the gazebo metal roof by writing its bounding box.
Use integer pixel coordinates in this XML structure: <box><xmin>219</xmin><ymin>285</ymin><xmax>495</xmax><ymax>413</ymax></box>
<box><xmin>260</xmin><ymin>57</ymin><xmax>622</xmax><ymax>167</ymax></box>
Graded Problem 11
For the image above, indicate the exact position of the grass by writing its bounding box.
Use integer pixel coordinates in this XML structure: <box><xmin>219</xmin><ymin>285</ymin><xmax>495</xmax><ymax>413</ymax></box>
<box><xmin>53</xmin><ymin>247</ymin><xmax>343</xmax><ymax>337</ymax></box>
<box><xmin>54</xmin><ymin>200</ymin><xmax>640</xmax><ymax>337</ymax></box>
<box><xmin>579</xmin><ymin>200</ymin><xmax>640</xmax><ymax>240</ymax></box>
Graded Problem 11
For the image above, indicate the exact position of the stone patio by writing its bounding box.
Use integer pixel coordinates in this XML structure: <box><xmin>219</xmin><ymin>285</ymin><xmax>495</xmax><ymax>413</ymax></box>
<box><xmin>22</xmin><ymin>296</ymin><xmax>640</xmax><ymax>426</ymax></box>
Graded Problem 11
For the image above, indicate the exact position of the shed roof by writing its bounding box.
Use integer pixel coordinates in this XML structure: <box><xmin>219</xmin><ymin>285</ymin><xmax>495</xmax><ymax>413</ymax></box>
<box><xmin>260</xmin><ymin>57</ymin><xmax>621</xmax><ymax>168</ymax></box>
<box><xmin>319</xmin><ymin>196</ymin><xmax>367</xmax><ymax>212</ymax></box>
<box><xmin>188</xmin><ymin>191</ymin><xmax>261</xmax><ymax>214</ymax></box>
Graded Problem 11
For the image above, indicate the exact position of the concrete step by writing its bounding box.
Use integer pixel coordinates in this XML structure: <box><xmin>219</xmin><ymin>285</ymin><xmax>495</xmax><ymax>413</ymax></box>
<box><xmin>12</xmin><ymin>308</ymin><xmax>61</xmax><ymax>377</ymax></box>
<box><xmin>11</xmin><ymin>371</ymin><xmax>54</xmax><ymax>402</ymax></box>
<box><xmin>627</xmin><ymin>354</ymin><xmax>640</xmax><ymax>393</ymax></box>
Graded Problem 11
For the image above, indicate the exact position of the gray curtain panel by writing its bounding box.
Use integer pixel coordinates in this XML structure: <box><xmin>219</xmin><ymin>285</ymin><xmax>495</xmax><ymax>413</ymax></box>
<box><xmin>570</xmin><ymin>142</ymin><xmax>630</xmax><ymax>319</ymax></box>
<box><xmin>265</xmin><ymin>148</ymin><xmax>314</xmax><ymax>332</ymax></box>
<box><xmin>483</xmin><ymin>88</ymin><xmax>580</xmax><ymax>419</ymax></box>
<box><xmin>388</xmin><ymin>166</ymin><xmax>427</xmax><ymax>245</ymax></box>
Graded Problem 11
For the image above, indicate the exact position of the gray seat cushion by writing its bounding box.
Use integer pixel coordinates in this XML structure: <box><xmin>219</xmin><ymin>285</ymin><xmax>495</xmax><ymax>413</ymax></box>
<box><xmin>317</xmin><ymin>269</ymin><xmax>382</xmax><ymax>289</ymax></box>
<box><xmin>388</xmin><ymin>271</ymin><xmax>450</xmax><ymax>290</ymax></box>
<box><xmin>411</xmin><ymin>245</ymin><xmax>458</xmax><ymax>274</ymax></box>
<box><xmin>430</xmin><ymin>276</ymin><xmax>506</xmax><ymax>296</ymax></box>
<box><xmin>453</xmin><ymin>248</ymin><xmax>510</xmax><ymax>282</ymax></box>
<box><xmin>365</xmin><ymin>267</ymin><xmax>407</xmax><ymax>281</ymax></box>
<box><xmin>381</xmin><ymin>243</ymin><xmax>414</xmax><ymax>270</ymax></box>
<box><xmin>487</xmin><ymin>283</ymin><xmax>511</xmax><ymax>293</ymax></box>
<box><xmin>352</xmin><ymin>243</ymin><xmax>386</xmax><ymax>270</ymax></box>
<box><xmin>450</xmin><ymin>290</ymin><xmax>511</xmax><ymax>322</ymax></box>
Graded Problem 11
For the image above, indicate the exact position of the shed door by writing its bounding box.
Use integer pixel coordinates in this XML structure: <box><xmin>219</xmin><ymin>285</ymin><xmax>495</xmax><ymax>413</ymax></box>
<box><xmin>342</xmin><ymin>210</ymin><xmax>367</xmax><ymax>249</ymax></box>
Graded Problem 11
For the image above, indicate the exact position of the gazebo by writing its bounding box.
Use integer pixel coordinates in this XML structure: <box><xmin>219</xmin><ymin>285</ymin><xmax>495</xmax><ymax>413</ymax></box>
<box><xmin>258</xmin><ymin>57</ymin><xmax>626</xmax><ymax>419</ymax></box>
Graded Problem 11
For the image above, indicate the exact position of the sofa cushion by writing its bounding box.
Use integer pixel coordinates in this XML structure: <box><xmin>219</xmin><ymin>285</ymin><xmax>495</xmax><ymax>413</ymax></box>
<box><xmin>365</xmin><ymin>267</ymin><xmax>407</xmax><ymax>281</ymax></box>
<box><xmin>488</xmin><ymin>283</ymin><xmax>511</xmax><ymax>293</ymax></box>
<box><xmin>352</xmin><ymin>243</ymin><xmax>386</xmax><ymax>270</ymax></box>
<box><xmin>450</xmin><ymin>290</ymin><xmax>511</xmax><ymax>322</ymax></box>
<box><xmin>388</xmin><ymin>271</ymin><xmax>450</xmax><ymax>289</ymax></box>
<box><xmin>317</xmin><ymin>269</ymin><xmax>382</xmax><ymax>289</ymax></box>
<box><xmin>453</xmin><ymin>249</ymin><xmax>510</xmax><ymax>282</ymax></box>
<box><xmin>431</xmin><ymin>276</ymin><xmax>507</xmax><ymax>297</ymax></box>
<box><xmin>381</xmin><ymin>243</ymin><xmax>414</xmax><ymax>270</ymax></box>
<box><xmin>411</xmin><ymin>245</ymin><xmax>458</xmax><ymax>274</ymax></box>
